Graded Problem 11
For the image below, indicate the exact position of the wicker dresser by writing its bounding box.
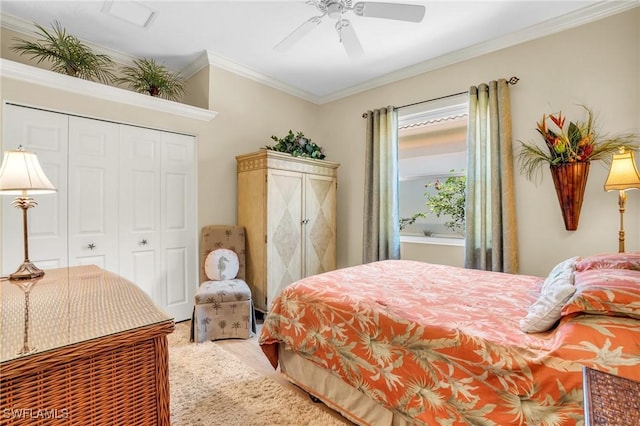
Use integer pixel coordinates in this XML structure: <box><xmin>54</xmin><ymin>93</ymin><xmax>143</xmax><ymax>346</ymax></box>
<box><xmin>0</xmin><ymin>266</ymin><xmax>174</xmax><ymax>425</ymax></box>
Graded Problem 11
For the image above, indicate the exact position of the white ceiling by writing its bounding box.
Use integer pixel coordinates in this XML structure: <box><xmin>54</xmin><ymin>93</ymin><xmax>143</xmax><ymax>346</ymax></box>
<box><xmin>0</xmin><ymin>1</ymin><xmax>636</xmax><ymax>104</ymax></box>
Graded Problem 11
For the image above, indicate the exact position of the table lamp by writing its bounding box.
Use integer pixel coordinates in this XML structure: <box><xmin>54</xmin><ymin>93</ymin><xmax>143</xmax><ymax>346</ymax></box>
<box><xmin>0</xmin><ymin>146</ymin><xmax>57</xmax><ymax>280</ymax></box>
<box><xmin>604</xmin><ymin>148</ymin><xmax>640</xmax><ymax>253</ymax></box>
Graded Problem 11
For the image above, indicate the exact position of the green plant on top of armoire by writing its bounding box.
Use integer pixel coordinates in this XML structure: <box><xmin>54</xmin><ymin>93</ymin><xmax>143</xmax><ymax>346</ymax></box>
<box><xmin>265</xmin><ymin>130</ymin><xmax>326</xmax><ymax>159</ymax></box>
<box><xmin>11</xmin><ymin>21</ymin><xmax>117</xmax><ymax>84</ymax></box>
<box><xmin>115</xmin><ymin>58</ymin><xmax>187</xmax><ymax>101</ymax></box>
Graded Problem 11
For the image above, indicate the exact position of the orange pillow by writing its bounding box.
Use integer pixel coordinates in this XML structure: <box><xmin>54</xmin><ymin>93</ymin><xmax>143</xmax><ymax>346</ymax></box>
<box><xmin>561</xmin><ymin>268</ymin><xmax>640</xmax><ymax>319</ymax></box>
<box><xmin>575</xmin><ymin>252</ymin><xmax>640</xmax><ymax>272</ymax></box>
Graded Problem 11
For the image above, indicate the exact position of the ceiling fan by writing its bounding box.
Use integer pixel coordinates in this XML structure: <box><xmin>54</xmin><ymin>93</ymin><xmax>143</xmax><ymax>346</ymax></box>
<box><xmin>274</xmin><ymin>1</ymin><xmax>426</xmax><ymax>58</ymax></box>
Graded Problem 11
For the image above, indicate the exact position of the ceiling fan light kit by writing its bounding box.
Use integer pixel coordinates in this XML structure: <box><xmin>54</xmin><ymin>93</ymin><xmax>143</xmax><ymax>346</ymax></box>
<box><xmin>275</xmin><ymin>0</ymin><xmax>426</xmax><ymax>58</ymax></box>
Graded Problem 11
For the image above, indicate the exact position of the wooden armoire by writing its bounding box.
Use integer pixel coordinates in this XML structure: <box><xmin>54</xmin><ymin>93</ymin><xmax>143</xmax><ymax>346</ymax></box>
<box><xmin>236</xmin><ymin>150</ymin><xmax>339</xmax><ymax>312</ymax></box>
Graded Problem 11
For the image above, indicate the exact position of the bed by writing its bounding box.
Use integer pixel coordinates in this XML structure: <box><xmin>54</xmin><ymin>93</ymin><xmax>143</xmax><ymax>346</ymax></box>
<box><xmin>259</xmin><ymin>255</ymin><xmax>640</xmax><ymax>425</ymax></box>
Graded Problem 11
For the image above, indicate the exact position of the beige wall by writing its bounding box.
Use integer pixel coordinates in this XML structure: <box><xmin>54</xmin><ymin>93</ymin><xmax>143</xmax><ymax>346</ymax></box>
<box><xmin>2</xmin><ymin>9</ymin><xmax>639</xmax><ymax>278</ymax></box>
<box><xmin>317</xmin><ymin>8</ymin><xmax>640</xmax><ymax>276</ymax></box>
<box><xmin>203</xmin><ymin>65</ymin><xmax>320</xmax><ymax>225</ymax></box>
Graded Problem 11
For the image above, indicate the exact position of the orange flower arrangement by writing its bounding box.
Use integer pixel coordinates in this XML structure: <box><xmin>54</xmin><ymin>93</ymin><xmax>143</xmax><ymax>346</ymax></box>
<box><xmin>518</xmin><ymin>105</ymin><xmax>637</xmax><ymax>181</ymax></box>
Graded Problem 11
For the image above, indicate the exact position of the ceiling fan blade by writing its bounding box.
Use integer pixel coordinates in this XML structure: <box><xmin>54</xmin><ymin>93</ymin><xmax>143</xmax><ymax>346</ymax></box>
<box><xmin>336</xmin><ymin>19</ymin><xmax>363</xmax><ymax>59</ymax></box>
<box><xmin>353</xmin><ymin>2</ymin><xmax>426</xmax><ymax>23</ymax></box>
<box><xmin>274</xmin><ymin>16</ymin><xmax>322</xmax><ymax>52</ymax></box>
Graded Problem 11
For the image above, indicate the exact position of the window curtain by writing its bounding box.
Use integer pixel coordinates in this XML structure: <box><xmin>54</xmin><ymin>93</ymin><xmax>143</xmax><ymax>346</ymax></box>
<box><xmin>465</xmin><ymin>80</ymin><xmax>518</xmax><ymax>273</ymax></box>
<box><xmin>363</xmin><ymin>106</ymin><xmax>400</xmax><ymax>263</ymax></box>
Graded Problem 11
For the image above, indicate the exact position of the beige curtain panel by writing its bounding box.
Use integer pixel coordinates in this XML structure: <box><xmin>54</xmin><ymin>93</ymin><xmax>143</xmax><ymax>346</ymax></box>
<box><xmin>363</xmin><ymin>106</ymin><xmax>401</xmax><ymax>263</ymax></box>
<box><xmin>465</xmin><ymin>79</ymin><xmax>519</xmax><ymax>273</ymax></box>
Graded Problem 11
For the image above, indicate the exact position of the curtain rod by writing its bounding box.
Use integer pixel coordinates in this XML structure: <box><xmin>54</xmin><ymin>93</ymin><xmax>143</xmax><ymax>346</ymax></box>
<box><xmin>361</xmin><ymin>76</ymin><xmax>519</xmax><ymax>118</ymax></box>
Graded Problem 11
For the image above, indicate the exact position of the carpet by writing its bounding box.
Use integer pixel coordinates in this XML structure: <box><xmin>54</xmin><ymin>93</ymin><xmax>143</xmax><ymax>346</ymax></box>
<box><xmin>168</xmin><ymin>321</ymin><xmax>347</xmax><ymax>425</ymax></box>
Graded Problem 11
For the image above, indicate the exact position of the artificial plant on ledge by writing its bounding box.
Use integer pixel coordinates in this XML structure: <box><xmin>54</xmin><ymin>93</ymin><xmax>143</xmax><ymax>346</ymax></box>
<box><xmin>265</xmin><ymin>130</ymin><xmax>326</xmax><ymax>159</ymax></box>
<box><xmin>517</xmin><ymin>105</ymin><xmax>638</xmax><ymax>230</ymax></box>
<box><xmin>115</xmin><ymin>58</ymin><xmax>186</xmax><ymax>101</ymax></box>
<box><xmin>11</xmin><ymin>20</ymin><xmax>117</xmax><ymax>84</ymax></box>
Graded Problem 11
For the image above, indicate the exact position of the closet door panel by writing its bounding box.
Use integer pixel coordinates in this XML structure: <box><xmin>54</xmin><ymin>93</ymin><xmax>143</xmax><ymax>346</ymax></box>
<box><xmin>119</xmin><ymin>126</ymin><xmax>162</xmax><ymax>300</ymax></box>
<box><xmin>165</xmin><ymin>246</ymin><xmax>187</xmax><ymax>307</ymax></box>
<box><xmin>68</xmin><ymin>116</ymin><xmax>119</xmax><ymax>272</ymax></box>
<box><xmin>1</xmin><ymin>105</ymin><xmax>68</xmax><ymax>274</ymax></box>
<box><xmin>160</xmin><ymin>132</ymin><xmax>196</xmax><ymax>321</ymax></box>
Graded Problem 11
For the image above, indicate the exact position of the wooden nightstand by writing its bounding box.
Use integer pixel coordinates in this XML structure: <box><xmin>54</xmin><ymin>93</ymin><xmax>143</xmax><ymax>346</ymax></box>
<box><xmin>583</xmin><ymin>366</ymin><xmax>640</xmax><ymax>425</ymax></box>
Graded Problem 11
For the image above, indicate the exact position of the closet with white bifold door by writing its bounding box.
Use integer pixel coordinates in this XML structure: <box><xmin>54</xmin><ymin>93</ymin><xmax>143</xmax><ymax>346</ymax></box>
<box><xmin>1</xmin><ymin>103</ymin><xmax>196</xmax><ymax>321</ymax></box>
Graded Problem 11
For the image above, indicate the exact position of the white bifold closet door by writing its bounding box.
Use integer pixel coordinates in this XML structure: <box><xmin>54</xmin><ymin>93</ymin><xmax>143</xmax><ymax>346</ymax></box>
<box><xmin>1</xmin><ymin>106</ymin><xmax>69</xmax><ymax>271</ymax></box>
<box><xmin>118</xmin><ymin>126</ymin><xmax>196</xmax><ymax>321</ymax></box>
<box><xmin>68</xmin><ymin>116</ymin><xmax>120</xmax><ymax>270</ymax></box>
<box><xmin>1</xmin><ymin>104</ymin><xmax>196</xmax><ymax>321</ymax></box>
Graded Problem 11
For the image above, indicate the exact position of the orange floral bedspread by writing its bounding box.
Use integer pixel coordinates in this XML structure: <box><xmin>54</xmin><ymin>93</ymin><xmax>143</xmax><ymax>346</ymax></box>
<box><xmin>259</xmin><ymin>260</ymin><xmax>640</xmax><ymax>425</ymax></box>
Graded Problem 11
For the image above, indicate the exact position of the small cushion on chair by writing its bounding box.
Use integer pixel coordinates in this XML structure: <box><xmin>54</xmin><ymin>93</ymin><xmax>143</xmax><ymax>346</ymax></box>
<box><xmin>195</xmin><ymin>279</ymin><xmax>252</xmax><ymax>303</ymax></box>
<box><xmin>205</xmin><ymin>249</ymin><xmax>239</xmax><ymax>280</ymax></box>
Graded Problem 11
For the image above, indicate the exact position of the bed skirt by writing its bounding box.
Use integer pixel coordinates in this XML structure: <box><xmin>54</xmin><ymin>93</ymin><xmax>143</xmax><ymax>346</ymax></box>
<box><xmin>278</xmin><ymin>345</ymin><xmax>411</xmax><ymax>426</ymax></box>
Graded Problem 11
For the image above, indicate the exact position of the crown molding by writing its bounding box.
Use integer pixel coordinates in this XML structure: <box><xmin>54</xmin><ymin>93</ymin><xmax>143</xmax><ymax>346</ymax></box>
<box><xmin>203</xmin><ymin>51</ymin><xmax>322</xmax><ymax>103</ymax></box>
<box><xmin>315</xmin><ymin>1</ymin><xmax>639</xmax><ymax>104</ymax></box>
<box><xmin>0</xmin><ymin>59</ymin><xmax>218</xmax><ymax>122</ymax></box>
<box><xmin>180</xmin><ymin>51</ymin><xmax>210</xmax><ymax>80</ymax></box>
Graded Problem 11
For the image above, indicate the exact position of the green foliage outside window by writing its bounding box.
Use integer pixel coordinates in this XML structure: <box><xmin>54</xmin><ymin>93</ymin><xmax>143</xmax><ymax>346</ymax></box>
<box><xmin>400</xmin><ymin>171</ymin><xmax>466</xmax><ymax>233</ymax></box>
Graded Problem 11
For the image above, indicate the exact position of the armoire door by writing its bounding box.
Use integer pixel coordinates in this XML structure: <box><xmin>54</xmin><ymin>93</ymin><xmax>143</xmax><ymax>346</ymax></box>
<box><xmin>304</xmin><ymin>174</ymin><xmax>337</xmax><ymax>276</ymax></box>
<box><xmin>1</xmin><ymin>105</ymin><xmax>69</xmax><ymax>273</ymax></box>
<box><xmin>267</xmin><ymin>168</ymin><xmax>304</xmax><ymax>305</ymax></box>
<box><xmin>67</xmin><ymin>116</ymin><xmax>120</xmax><ymax>271</ymax></box>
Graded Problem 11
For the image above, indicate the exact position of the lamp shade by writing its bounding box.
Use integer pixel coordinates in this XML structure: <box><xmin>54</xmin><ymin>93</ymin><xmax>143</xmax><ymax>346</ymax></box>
<box><xmin>604</xmin><ymin>150</ymin><xmax>640</xmax><ymax>191</ymax></box>
<box><xmin>0</xmin><ymin>147</ymin><xmax>57</xmax><ymax>195</ymax></box>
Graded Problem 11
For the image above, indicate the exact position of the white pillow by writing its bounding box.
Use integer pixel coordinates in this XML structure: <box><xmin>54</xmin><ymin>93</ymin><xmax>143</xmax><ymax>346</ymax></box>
<box><xmin>520</xmin><ymin>282</ymin><xmax>576</xmax><ymax>333</ymax></box>
<box><xmin>205</xmin><ymin>249</ymin><xmax>239</xmax><ymax>281</ymax></box>
<box><xmin>541</xmin><ymin>257</ymin><xmax>579</xmax><ymax>293</ymax></box>
<box><xmin>520</xmin><ymin>257</ymin><xmax>579</xmax><ymax>333</ymax></box>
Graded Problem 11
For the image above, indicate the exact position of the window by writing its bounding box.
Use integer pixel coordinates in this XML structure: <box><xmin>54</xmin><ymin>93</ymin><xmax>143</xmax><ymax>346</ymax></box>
<box><xmin>398</xmin><ymin>95</ymin><xmax>468</xmax><ymax>241</ymax></box>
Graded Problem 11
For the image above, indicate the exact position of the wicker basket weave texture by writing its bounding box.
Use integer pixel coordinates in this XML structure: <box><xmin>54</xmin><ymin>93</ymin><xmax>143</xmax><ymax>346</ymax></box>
<box><xmin>0</xmin><ymin>266</ymin><xmax>174</xmax><ymax>426</ymax></box>
<box><xmin>583</xmin><ymin>366</ymin><xmax>640</xmax><ymax>426</ymax></box>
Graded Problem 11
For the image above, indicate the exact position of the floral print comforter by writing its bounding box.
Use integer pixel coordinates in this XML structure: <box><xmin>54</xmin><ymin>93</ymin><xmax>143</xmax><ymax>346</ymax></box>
<box><xmin>259</xmin><ymin>260</ymin><xmax>640</xmax><ymax>425</ymax></box>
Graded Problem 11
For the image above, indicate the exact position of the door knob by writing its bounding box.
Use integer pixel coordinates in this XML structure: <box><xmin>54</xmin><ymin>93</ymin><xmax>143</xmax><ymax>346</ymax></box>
<box><xmin>88</xmin><ymin>243</ymin><xmax>96</xmax><ymax>250</ymax></box>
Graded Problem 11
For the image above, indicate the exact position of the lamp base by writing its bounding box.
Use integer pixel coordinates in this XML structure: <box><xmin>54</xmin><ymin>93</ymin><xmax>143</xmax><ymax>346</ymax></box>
<box><xmin>9</xmin><ymin>261</ymin><xmax>45</xmax><ymax>280</ymax></box>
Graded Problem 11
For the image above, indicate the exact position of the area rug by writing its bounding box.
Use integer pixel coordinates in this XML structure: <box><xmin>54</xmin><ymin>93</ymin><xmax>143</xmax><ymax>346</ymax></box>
<box><xmin>168</xmin><ymin>321</ymin><xmax>348</xmax><ymax>425</ymax></box>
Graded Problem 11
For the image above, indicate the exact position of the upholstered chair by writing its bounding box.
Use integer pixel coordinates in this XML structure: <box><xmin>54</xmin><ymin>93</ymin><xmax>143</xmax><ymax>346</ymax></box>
<box><xmin>190</xmin><ymin>225</ymin><xmax>256</xmax><ymax>342</ymax></box>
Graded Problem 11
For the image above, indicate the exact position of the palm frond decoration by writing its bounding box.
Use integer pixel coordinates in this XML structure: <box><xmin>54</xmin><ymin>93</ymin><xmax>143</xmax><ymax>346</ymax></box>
<box><xmin>517</xmin><ymin>105</ymin><xmax>638</xmax><ymax>182</ymax></box>
<box><xmin>115</xmin><ymin>58</ymin><xmax>186</xmax><ymax>101</ymax></box>
<box><xmin>11</xmin><ymin>21</ymin><xmax>116</xmax><ymax>84</ymax></box>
